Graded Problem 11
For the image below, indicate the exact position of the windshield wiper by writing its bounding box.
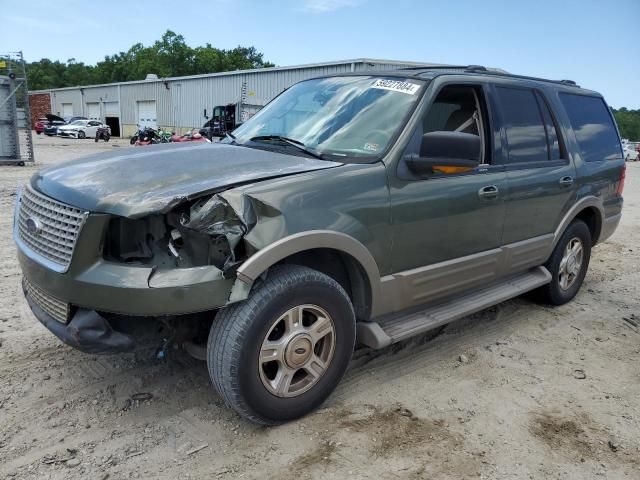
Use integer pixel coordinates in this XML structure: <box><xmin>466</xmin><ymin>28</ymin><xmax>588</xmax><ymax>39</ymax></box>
<box><xmin>249</xmin><ymin>135</ymin><xmax>324</xmax><ymax>159</ymax></box>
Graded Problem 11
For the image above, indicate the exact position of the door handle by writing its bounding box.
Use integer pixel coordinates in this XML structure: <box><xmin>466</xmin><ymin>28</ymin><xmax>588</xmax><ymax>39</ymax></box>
<box><xmin>478</xmin><ymin>185</ymin><xmax>499</xmax><ymax>199</ymax></box>
<box><xmin>559</xmin><ymin>176</ymin><xmax>574</xmax><ymax>186</ymax></box>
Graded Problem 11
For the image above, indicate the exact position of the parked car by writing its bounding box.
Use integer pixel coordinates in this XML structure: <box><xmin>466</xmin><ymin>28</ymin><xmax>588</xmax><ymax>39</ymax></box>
<box><xmin>58</xmin><ymin>120</ymin><xmax>109</xmax><ymax>139</ymax></box>
<box><xmin>43</xmin><ymin>114</ymin><xmax>87</xmax><ymax>136</ymax></box>
<box><xmin>623</xmin><ymin>141</ymin><xmax>639</xmax><ymax>161</ymax></box>
<box><xmin>43</xmin><ymin>114</ymin><xmax>66</xmax><ymax>136</ymax></box>
<box><xmin>34</xmin><ymin>117</ymin><xmax>48</xmax><ymax>135</ymax></box>
<box><xmin>14</xmin><ymin>67</ymin><xmax>625</xmax><ymax>425</ymax></box>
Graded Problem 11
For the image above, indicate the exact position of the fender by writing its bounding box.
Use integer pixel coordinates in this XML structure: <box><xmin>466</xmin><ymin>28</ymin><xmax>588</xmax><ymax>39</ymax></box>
<box><xmin>229</xmin><ymin>230</ymin><xmax>382</xmax><ymax>314</ymax></box>
<box><xmin>551</xmin><ymin>195</ymin><xmax>604</xmax><ymax>250</ymax></box>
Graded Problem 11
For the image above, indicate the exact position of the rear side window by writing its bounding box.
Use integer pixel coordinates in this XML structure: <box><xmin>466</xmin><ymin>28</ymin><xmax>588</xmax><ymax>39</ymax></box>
<box><xmin>495</xmin><ymin>87</ymin><xmax>549</xmax><ymax>163</ymax></box>
<box><xmin>559</xmin><ymin>93</ymin><xmax>622</xmax><ymax>162</ymax></box>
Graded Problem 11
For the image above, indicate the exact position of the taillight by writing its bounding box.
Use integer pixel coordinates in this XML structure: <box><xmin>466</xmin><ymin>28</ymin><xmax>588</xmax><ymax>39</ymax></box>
<box><xmin>615</xmin><ymin>163</ymin><xmax>626</xmax><ymax>196</ymax></box>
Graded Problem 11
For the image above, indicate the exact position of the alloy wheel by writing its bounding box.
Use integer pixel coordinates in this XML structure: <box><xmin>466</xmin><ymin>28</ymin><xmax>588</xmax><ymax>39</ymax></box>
<box><xmin>258</xmin><ymin>304</ymin><xmax>335</xmax><ymax>398</ymax></box>
<box><xmin>558</xmin><ymin>237</ymin><xmax>584</xmax><ymax>290</ymax></box>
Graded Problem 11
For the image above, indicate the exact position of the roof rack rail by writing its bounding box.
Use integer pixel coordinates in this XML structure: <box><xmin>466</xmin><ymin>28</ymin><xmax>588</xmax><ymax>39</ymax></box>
<box><xmin>395</xmin><ymin>65</ymin><xmax>581</xmax><ymax>88</ymax></box>
<box><xmin>397</xmin><ymin>65</ymin><xmax>474</xmax><ymax>71</ymax></box>
<box><xmin>464</xmin><ymin>65</ymin><xmax>487</xmax><ymax>72</ymax></box>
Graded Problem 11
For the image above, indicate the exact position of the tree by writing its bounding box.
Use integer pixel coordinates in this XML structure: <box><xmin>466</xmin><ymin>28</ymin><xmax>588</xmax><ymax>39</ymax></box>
<box><xmin>613</xmin><ymin>108</ymin><xmax>640</xmax><ymax>141</ymax></box>
<box><xmin>26</xmin><ymin>30</ymin><xmax>274</xmax><ymax>89</ymax></box>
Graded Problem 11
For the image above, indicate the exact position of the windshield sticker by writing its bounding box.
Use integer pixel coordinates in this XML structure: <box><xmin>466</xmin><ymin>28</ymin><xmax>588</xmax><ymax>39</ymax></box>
<box><xmin>371</xmin><ymin>79</ymin><xmax>420</xmax><ymax>95</ymax></box>
<box><xmin>364</xmin><ymin>143</ymin><xmax>379</xmax><ymax>152</ymax></box>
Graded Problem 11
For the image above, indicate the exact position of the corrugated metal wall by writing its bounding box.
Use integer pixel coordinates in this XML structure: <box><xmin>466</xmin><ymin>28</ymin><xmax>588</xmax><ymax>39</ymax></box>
<box><xmin>40</xmin><ymin>60</ymin><xmax>425</xmax><ymax>135</ymax></box>
<box><xmin>82</xmin><ymin>85</ymin><xmax>118</xmax><ymax>104</ymax></box>
<box><xmin>49</xmin><ymin>90</ymin><xmax>82</xmax><ymax>117</ymax></box>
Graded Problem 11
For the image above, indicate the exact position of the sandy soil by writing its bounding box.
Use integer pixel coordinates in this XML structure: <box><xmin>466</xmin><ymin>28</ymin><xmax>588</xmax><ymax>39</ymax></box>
<box><xmin>0</xmin><ymin>134</ymin><xmax>638</xmax><ymax>479</ymax></box>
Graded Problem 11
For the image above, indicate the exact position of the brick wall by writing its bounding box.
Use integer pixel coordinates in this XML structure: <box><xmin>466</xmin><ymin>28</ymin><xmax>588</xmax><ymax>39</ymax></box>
<box><xmin>29</xmin><ymin>93</ymin><xmax>51</xmax><ymax>127</ymax></box>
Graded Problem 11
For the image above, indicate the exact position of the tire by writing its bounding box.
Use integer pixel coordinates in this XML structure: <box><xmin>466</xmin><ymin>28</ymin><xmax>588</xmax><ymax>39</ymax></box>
<box><xmin>207</xmin><ymin>265</ymin><xmax>356</xmax><ymax>425</ymax></box>
<box><xmin>77</xmin><ymin>130</ymin><xmax>86</xmax><ymax>139</ymax></box>
<box><xmin>535</xmin><ymin>219</ymin><xmax>591</xmax><ymax>305</ymax></box>
<box><xmin>104</xmin><ymin>134</ymin><xmax>110</xmax><ymax>142</ymax></box>
<box><xmin>130</xmin><ymin>136</ymin><xmax>137</xmax><ymax>145</ymax></box>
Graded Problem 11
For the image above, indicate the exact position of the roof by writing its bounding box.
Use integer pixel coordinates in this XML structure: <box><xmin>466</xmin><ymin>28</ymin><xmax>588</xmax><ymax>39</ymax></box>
<box><xmin>402</xmin><ymin>65</ymin><xmax>587</xmax><ymax>90</ymax></box>
<box><xmin>28</xmin><ymin>58</ymin><xmax>440</xmax><ymax>94</ymax></box>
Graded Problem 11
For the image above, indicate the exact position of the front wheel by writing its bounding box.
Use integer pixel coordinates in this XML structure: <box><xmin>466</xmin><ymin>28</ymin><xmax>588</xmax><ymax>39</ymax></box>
<box><xmin>535</xmin><ymin>219</ymin><xmax>592</xmax><ymax>305</ymax></box>
<box><xmin>77</xmin><ymin>130</ymin><xmax>86</xmax><ymax>139</ymax></box>
<box><xmin>207</xmin><ymin>265</ymin><xmax>355</xmax><ymax>425</ymax></box>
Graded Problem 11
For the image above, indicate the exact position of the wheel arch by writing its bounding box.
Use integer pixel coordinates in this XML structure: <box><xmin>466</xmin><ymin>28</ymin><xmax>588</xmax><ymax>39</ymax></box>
<box><xmin>230</xmin><ymin>230</ymin><xmax>382</xmax><ymax>321</ymax></box>
<box><xmin>552</xmin><ymin>196</ymin><xmax>604</xmax><ymax>249</ymax></box>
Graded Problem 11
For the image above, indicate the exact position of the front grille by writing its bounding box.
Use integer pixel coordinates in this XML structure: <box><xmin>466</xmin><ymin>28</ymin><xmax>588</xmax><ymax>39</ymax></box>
<box><xmin>17</xmin><ymin>184</ymin><xmax>87</xmax><ymax>271</ymax></box>
<box><xmin>23</xmin><ymin>277</ymin><xmax>70</xmax><ymax>324</ymax></box>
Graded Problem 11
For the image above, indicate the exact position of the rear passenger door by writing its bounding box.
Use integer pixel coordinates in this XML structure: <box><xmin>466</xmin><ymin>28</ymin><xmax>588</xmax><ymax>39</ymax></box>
<box><xmin>492</xmin><ymin>84</ymin><xmax>576</xmax><ymax>271</ymax></box>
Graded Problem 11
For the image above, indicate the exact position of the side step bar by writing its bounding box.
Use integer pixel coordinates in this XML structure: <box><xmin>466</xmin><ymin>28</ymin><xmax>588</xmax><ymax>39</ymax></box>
<box><xmin>357</xmin><ymin>266</ymin><xmax>551</xmax><ymax>349</ymax></box>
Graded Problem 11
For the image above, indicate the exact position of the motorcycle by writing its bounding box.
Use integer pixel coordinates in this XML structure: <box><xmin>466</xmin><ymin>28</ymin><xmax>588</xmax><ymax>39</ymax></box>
<box><xmin>156</xmin><ymin>128</ymin><xmax>172</xmax><ymax>143</ymax></box>
<box><xmin>94</xmin><ymin>125</ymin><xmax>111</xmax><ymax>142</ymax></box>
<box><xmin>170</xmin><ymin>129</ymin><xmax>210</xmax><ymax>143</ymax></box>
<box><xmin>132</xmin><ymin>126</ymin><xmax>172</xmax><ymax>146</ymax></box>
<box><xmin>133</xmin><ymin>127</ymin><xmax>162</xmax><ymax>146</ymax></box>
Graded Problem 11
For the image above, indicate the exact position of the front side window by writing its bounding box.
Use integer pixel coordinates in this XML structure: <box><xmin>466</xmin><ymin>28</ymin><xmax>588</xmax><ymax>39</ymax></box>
<box><xmin>495</xmin><ymin>87</ymin><xmax>549</xmax><ymax>163</ymax></box>
<box><xmin>398</xmin><ymin>84</ymin><xmax>489</xmax><ymax>177</ymax></box>
<box><xmin>230</xmin><ymin>76</ymin><xmax>425</xmax><ymax>159</ymax></box>
<box><xmin>559</xmin><ymin>93</ymin><xmax>623</xmax><ymax>162</ymax></box>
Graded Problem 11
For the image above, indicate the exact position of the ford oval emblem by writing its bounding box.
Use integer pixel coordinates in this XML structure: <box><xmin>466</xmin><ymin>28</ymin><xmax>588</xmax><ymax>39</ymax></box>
<box><xmin>26</xmin><ymin>217</ymin><xmax>42</xmax><ymax>235</ymax></box>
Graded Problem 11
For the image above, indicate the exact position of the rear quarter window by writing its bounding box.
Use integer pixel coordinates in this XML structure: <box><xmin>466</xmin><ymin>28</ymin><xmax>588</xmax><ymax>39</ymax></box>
<box><xmin>559</xmin><ymin>93</ymin><xmax>622</xmax><ymax>162</ymax></box>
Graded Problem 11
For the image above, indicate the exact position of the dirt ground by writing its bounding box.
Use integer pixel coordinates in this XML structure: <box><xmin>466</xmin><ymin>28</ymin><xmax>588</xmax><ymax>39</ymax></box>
<box><xmin>0</xmin><ymin>134</ymin><xmax>638</xmax><ymax>479</ymax></box>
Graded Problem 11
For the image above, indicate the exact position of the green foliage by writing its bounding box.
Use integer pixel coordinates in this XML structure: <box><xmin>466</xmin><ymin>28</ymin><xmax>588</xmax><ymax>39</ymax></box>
<box><xmin>613</xmin><ymin>108</ymin><xmax>640</xmax><ymax>142</ymax></box>
<box><xmin>27</xmin><ymin>30</ymin><xmax>274</xmax><ymax>90</ymax></box>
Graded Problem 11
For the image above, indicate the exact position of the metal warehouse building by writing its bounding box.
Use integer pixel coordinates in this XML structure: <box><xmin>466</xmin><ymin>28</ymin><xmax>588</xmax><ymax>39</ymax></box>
<box><xmin>28</xmin><ymin>58</ymin><xmax>432</xmax><ymax>138</ymax></box>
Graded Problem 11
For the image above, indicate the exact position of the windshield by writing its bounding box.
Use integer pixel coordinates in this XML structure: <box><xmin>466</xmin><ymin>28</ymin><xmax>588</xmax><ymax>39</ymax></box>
<box><xmin>71</xmin><ymin>120</ymin><xmax>86</xmax><ymax>126</ymax></box>
<box><xmin>230</xmin><ymin>76</ymin><xmax>425</xmax><ymax>159</ymax></box>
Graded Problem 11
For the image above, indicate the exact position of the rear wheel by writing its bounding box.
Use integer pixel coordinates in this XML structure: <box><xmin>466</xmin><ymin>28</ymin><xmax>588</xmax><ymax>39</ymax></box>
<box><xmin>536</xmin><ymin>219</ymin><xmax>591</xmax><ymax>305</ymax></box>
<box><xmin>207</xmin><ymin>265</ymin><xmax>355</xmax><ymax>425</ymax></box>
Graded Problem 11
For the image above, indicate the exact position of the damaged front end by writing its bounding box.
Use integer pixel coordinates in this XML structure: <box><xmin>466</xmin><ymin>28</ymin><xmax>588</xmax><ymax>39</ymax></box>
<box><xmin>103</xmin><ymin>192</ymin><xmax>257</xmax><ymax>281</ymax></box>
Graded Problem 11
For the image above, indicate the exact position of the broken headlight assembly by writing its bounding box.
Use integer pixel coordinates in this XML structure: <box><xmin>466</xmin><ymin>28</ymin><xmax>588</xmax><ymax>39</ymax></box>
<box><xmin>102</xmin><ymin>194</ymin><xmax>251</xmax><ymax>275</ymax></box>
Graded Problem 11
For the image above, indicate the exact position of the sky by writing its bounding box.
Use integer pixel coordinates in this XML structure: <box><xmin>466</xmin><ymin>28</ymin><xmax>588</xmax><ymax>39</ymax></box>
<box><xmin>1</xmin><ymin>0</ymin><xmax>639</xmax><ymax>108</ymax></box>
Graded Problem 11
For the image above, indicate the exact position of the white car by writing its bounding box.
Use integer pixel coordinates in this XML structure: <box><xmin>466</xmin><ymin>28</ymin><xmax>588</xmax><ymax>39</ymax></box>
<box><xmin>58</xmin><ymin>120</ymin><xmax>108</xmax><ymax>139</ymax></box>
<box><xmin>623</xmin><ymin>142</ymin><xmax>639</xmax><ymax>161</ymax></box>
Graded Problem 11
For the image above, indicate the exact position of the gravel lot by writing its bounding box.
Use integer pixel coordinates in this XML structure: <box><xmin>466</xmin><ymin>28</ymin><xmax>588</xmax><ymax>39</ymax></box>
<box><xmin>0</xmin><ymin>134</ymin><xmax>638</xmax><ymax>479</ymax></box>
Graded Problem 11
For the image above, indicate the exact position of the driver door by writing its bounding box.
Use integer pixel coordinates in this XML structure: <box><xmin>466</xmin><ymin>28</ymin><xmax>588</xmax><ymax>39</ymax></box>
<box><xmin>387</xmin><ymin>82</ymin><xmax>508</xmax><ymax>309</ymax></box>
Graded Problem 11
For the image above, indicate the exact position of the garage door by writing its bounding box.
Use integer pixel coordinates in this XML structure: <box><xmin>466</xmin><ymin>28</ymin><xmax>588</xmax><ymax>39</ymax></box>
<box><xmin>61</xmin><ymin>103</ymin><xmax>73</xmax><ymax>118</ymax></box>
<box><xmin>86</xmin><ymin>102</ymin><xmax>100</xmax><ymax>120</ymax></box>
<box><xmin>137</xmin><ymin>100</ymin><xmax>157</xmax><ymax>128</ymax></box>
<box><xmin>104</xmin><ymin>101</ymin><xmax>119</xmax><ymax>116</ymax></box>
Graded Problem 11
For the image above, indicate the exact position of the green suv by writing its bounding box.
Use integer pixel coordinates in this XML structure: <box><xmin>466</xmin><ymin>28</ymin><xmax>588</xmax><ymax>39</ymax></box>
<box><xmin>15</xmin><ymin>67</ymin><xmax>625</xmax><ymax>424</ymax></box>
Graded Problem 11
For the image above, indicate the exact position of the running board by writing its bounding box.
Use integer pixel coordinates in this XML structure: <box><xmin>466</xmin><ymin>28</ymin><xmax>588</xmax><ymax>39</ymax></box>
<box><xmin>357</xmin><ymin>266</ymin><xmax>551</xmax><ymax>349</ymax></box>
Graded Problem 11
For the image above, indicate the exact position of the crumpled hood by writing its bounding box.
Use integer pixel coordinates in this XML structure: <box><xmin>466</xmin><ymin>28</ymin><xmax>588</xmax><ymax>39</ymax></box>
<box><xmin>32</xmin><ymin>142</ymin><xmax>342</xmax><ymax>218</ymax></box>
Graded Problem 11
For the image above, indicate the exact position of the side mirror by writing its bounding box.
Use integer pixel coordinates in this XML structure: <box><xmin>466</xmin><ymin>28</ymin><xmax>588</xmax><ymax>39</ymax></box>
<box><xmin>407</xmin><ymin>131</ymin><xmax>481</xmax><ymax>175</ymax></box>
